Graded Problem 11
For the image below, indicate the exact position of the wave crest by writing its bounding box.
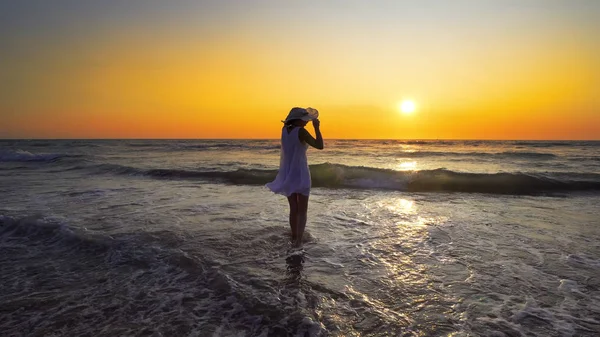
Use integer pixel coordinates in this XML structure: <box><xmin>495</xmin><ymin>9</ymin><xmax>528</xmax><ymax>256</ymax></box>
<box><xmin>92</xmin><ymin>163</ymin><xmax>600</xmax><ymax>195</ymax></box>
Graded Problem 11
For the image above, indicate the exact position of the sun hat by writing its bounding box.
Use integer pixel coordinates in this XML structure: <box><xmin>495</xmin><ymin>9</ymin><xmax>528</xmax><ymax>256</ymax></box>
<box><xmin>283</xmin><ymin>107</ymin><xmax>319</xmax><ymax>123</ymax></box>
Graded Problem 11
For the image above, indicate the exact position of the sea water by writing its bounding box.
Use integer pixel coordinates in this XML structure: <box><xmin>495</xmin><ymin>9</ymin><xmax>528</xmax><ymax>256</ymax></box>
<box><xmin>1</xmin><ymin>139</ymin><xmax>599</xmax><ymax>336</ymax></box>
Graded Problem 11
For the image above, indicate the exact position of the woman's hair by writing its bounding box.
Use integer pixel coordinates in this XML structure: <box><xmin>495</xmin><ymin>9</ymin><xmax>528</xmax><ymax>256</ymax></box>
<box><xmin>283</xmin><ymin>119</ymin><xmax>299</xmax><ymax>127</ymax></box>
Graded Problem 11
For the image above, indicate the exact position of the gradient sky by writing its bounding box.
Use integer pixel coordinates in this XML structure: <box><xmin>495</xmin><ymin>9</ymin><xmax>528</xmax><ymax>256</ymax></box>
<box><xmin>1</xmin><ymin>0</ymin><xmax>599</xmax><ymax>139</ymax></box>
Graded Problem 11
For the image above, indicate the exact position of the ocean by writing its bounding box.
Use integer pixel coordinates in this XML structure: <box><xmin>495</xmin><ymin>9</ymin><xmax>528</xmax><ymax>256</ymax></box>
<box><xmin>1</xmin><ymin>139</ymin><xmax>599</xmax><ymax>336</ymax></box>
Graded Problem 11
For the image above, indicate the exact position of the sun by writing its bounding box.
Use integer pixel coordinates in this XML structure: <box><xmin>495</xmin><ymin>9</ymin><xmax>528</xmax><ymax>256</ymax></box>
<box><xmin>398</xmin><ymin>100</ymin><xmax>417</xmax><ymax>114</ymax></box>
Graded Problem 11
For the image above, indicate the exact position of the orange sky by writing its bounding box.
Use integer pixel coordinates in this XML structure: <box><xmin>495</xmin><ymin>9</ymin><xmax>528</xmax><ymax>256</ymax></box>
<box><xmin>1</xmin><ymin>1</ymin><xmax>599</xmax><ymax>139</ymax></box>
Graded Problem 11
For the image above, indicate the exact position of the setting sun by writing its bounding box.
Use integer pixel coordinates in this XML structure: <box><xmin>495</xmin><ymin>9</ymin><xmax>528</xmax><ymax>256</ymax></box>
<box><xmin>399</xmin><ymin>100</ymin><xmax>417</xmax><ymax>114</ymax></box>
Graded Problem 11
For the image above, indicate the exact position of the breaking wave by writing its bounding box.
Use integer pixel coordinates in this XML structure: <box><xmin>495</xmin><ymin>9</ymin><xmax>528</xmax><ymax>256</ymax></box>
<box><xmin>91</xmin><ymin>162</ymin><xmax>600</xmax><ymax>195</ymax></box>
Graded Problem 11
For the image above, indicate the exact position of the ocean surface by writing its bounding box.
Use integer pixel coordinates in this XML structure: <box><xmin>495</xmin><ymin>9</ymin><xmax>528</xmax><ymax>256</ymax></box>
<box><xmin>1</xmin><ymin>139</ymin><xmax>600</xmax><ymax>336</ymax></box>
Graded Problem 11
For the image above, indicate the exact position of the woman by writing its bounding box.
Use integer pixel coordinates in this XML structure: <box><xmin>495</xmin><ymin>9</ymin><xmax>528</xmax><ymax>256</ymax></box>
<box><xmin>266</xmin><ymin>107</ymin><xmax>323</xmax><ymax>247</ymax></box>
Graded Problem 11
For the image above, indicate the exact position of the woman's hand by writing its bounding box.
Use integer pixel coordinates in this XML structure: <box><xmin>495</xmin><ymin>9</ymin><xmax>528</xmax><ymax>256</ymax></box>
<box><xmin>312</xmin><ymin>118</ymin><xmax>320</xmax><ymax>129</ymax></box>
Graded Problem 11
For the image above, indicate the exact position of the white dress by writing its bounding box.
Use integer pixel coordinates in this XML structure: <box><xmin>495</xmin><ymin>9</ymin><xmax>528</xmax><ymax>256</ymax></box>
<box><xmin>266</xmin><ymin>126</ymin><xmax>311</xmax><ymax>196</ymax></box>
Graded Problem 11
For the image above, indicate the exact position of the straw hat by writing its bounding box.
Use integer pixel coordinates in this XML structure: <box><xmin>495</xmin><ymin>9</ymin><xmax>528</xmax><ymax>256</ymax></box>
<box><xmin>283</xmin><ymin>107</ymin><xmax>319</xmax><ymax>123</ymax></box>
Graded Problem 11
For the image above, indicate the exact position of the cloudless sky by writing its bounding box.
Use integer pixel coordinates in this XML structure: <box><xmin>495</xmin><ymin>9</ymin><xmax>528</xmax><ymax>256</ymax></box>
<box><xmin>1</xmin><ymin>0</ymin><xmax>599</xmax><ymax>139</ymax></box>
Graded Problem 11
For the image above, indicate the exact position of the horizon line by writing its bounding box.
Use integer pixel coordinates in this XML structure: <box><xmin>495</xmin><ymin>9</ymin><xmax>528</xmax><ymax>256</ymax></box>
<box><xmin>2</xmin><ymin>138</ymin><xmax>600</xmax><ymax>142</ymax></box>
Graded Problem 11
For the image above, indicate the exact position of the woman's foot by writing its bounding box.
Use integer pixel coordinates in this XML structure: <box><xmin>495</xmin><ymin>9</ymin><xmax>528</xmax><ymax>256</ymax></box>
<box><xmin>293</xmin><ymin>237</ymin><xmax>303</xmax><ymax>248</ymax></box>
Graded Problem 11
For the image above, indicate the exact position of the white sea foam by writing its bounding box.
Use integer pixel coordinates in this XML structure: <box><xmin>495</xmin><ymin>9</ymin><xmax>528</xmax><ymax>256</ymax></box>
<box><xmin>0</xmin><ymin>216</ymin><xmax>330</xmax><ymax>336</ymax></box>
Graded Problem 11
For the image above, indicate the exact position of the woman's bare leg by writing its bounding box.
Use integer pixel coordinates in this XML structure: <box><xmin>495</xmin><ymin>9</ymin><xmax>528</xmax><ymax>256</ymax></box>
<box><xmin>295</xmin><ymin>194</ymin><xmax>309</xmax><ymax>247</ymax></box>
<box><xmin>287</xmin><ymin>194</ymin><xmax>299</xmax><ymax>242</ymax></box>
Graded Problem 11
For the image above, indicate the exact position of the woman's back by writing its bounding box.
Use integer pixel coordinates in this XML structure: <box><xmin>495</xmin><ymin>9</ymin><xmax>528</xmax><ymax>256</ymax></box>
<box><xmin>266</xmin><ymin>126</ymin><xmax>311</xmax><ymax>196</ymax></box>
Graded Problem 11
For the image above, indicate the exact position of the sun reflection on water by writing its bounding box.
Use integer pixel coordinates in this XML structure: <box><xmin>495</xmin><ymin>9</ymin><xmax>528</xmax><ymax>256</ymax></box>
<box><xmin>360</xmin><ymin>197</ymin><xmax>451</xmax><ymax>306</ymax></box>
<box><xmin>400</xmin><ymin>146</ymin><xmax>416</xmax><ymax>153</ymax></box>
<box><xmin>330</xmin><ymin>195</ymin><xmax>457</xmax><ymax>333</ymax></box>
<box><xmin>398</xmin><ymin>198</ymin><xmax>415</xmax><ymax>213</ymax></box>
<box><xmin>378</xmin><ymin>197</ymin><xmax>416</xmax><ymax>216</ymax></box>
<box><xmin>397</xmin><ymin>161</ymin><xmax>418</xmax><ymax>171</ymax></box>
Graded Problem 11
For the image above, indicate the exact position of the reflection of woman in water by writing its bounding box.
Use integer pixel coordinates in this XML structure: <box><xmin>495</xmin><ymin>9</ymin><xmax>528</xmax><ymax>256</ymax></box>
<box><xmin>267</xmin><ymin>107</ymin><xmax>323</xmax><ymax>247</ymax></box>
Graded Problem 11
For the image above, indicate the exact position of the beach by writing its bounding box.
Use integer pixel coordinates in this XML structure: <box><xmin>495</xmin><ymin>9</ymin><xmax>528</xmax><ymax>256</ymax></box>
<box><xmin>1</xmin><ymin>139</ymin><xmax>599</xmax><ymax>336</ymax></box>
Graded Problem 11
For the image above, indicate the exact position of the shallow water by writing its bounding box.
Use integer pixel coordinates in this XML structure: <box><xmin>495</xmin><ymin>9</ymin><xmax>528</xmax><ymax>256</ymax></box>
<box><xmin>1</xmin><ymin>140</ymin><xmax>599</xmax><ymax>336</ymax></box>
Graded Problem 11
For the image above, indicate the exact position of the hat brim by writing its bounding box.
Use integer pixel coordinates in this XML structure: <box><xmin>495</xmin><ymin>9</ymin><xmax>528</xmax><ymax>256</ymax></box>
<box><xmin>283</xmin><ymin>107</ymin><xmax>318</xmax><ymax>123</ymax></box>
<box><xmin>284</xmin><ymin>116</ymin><xmax>313</xmax><ymax>123</ymax></box>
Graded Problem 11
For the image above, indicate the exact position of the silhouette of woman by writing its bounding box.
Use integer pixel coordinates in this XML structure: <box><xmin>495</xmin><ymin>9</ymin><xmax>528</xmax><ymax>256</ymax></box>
<box><xmin>266</xmin><ymin>107</ymin><xmax>323</xmax><ymax>247</ymax></box>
